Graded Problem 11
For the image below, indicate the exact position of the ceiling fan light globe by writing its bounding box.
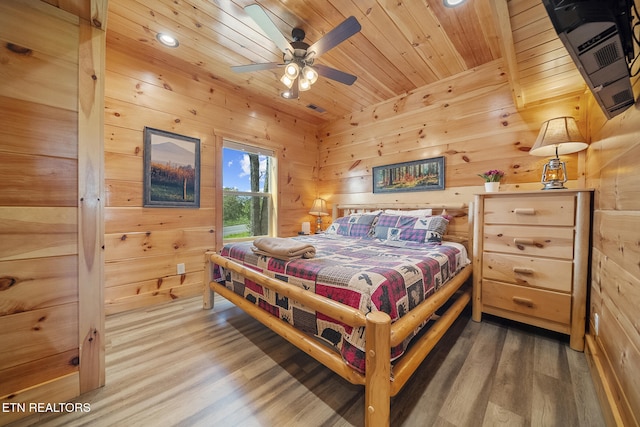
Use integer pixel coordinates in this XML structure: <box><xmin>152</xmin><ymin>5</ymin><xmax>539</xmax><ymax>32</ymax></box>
<box><xmin>284</xmin><ymin>63</ymin><xmax>299</xmax><ymax>79</ymax></box>
<box><xmin>302</xmin><ymin>66</ymin><xmax>318</xmax><ymax>84</ymax></box>
<box><xmin>299</xmin><ymin>78</ymin><xmax>311</xmax><ymax>91</ymax></box>
<box><xmin>280</xmin><ymin>75</ymin><xmax>294</xmax><ymax>88</ymax></box>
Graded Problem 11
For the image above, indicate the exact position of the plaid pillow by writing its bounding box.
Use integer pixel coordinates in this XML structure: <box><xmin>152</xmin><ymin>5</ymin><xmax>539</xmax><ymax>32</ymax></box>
<box><xmin>373</xmin><ymin>214</ymin><xmax>449</xmax><ymax>244</ymax></box>
<box><xmin>325</xmin><ymin>213</ymin><xmax>380</xmax><ymax>237</ymax></box>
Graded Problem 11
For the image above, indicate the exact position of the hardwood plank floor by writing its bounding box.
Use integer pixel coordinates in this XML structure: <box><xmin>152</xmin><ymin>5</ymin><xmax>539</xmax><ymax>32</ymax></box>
<box><xmin>10</xmin><ymin>295</ymin><xmax>605</xmax><ymax>427</ymax></box>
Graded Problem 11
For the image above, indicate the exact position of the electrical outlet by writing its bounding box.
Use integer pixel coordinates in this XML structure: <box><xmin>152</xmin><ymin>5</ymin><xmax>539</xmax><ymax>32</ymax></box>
<box><xmin>594</xmin><ymin>313</ymin><xmax>599</xmax><ymax>336</ymax></box>
<box><xmin>177</xmin><ymin>263</ymin><xmax>186</xmax><ymax>275</ymax></box>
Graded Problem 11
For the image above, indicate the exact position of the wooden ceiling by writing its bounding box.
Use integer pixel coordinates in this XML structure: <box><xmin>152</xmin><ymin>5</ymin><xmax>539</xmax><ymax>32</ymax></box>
<box><xmin>55</xmin><ymin>0</ymin><xmax>587</xmax><ymax>125</ymax></box>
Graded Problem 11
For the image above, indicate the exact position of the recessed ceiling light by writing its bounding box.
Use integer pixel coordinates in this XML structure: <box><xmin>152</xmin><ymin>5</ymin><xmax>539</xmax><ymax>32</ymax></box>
<box><xmin>156</xmin><ymin>33</ymin><xmax>179</xmax><ymax>48</ymax></box>
<box><xmin>443</xmin><ymin>0</ymin><xmax>466</xmax><ymax>7</ymax></box>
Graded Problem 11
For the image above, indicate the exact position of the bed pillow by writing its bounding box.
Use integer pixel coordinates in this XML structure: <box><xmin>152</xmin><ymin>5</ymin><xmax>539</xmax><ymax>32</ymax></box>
<box><xmin>383</xmin><ymin>208</ymin><xmax>433</xmax><ymax>216</ymax></box>
<box><xmin>325</xmin><ymin>213</ymin><xmax>380</xmax><ymax>237</ymax></box>
<box><xmin>373</xmin><ymin>214</ymin><xmax>449</xmax><ymax>244</ymax></box>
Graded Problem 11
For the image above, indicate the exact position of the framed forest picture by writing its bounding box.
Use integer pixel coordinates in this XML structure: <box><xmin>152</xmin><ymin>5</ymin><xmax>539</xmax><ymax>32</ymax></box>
<box><xmin>372</xmin><ymin>156</ymin><xmax>445</xmax><ymax>193</ymax></box>
<box><xmin>143</xmin><ymin>127</ymin><xmax>200</xmax><ymax>208</ymax></box>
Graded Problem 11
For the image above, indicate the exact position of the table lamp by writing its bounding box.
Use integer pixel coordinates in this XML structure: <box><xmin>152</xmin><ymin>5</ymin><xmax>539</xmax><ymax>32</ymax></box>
<box><xmin>309</xmin><ymin>198</ymin><xmax>328</xmax><ymax>232</ymax></box>
<box><xmin>529</xmin><ymin>117</ymin><xmax>588</xmax><ymax>190</ymax></box>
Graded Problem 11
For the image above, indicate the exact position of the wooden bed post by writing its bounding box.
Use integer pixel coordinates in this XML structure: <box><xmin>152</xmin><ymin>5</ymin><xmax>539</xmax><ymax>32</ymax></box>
<box><xmin>203</xmin><ymin>251</ymin><xmax>215</xmax><ymax>309</ymax></box>
<box><xmin>365</xmin><ymin>311</ymin><xmax>391</xmax><ymax>427</ymax></box>
<box><xmin>472</xmin><ymin>195</ymin><xmax>483</xmax><ymax>322</ymax></box>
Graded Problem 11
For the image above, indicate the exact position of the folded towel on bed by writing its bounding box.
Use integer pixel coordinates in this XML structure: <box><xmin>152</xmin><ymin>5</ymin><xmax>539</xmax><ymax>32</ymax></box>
<box><xmin>251</xmin><ymin>237</ymin><xmax>316</xmax><ymax>260</ymax></box>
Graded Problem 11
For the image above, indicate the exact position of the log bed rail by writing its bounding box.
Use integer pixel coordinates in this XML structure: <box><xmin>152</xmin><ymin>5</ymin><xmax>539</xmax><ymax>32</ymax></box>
<box><xmin>204</xmin><ymin>203</ymin><xmax>473</xmax><ymax>427</ymax></box>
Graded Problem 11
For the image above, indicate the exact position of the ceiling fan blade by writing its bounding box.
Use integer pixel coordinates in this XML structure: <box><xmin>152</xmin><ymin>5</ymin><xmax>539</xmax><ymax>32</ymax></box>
<box><xmin>314</xmin><ymin>64</ymin><xmax>358</xmax><ymax>85</ymax></box>
<box><xmin>244</xmin><ymin>4</ymin><xmax>292</xmax><ymax>54</ymax></box>
<box><xmin>306</xmin><ymin>16</ymin><xmax>361</xmax><ymax>58</ymax></box>
<box><xmin>231</xmin><ymin>62</ymin><xmax>282</xmax><ymax>73</ymax></box>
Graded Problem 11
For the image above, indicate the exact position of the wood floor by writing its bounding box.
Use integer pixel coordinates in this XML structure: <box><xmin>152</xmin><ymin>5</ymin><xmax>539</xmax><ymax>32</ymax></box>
<box><xmin>11</xmin><ymin>295</ymin><xmax>605</xmax><ymax>427</ymax></box>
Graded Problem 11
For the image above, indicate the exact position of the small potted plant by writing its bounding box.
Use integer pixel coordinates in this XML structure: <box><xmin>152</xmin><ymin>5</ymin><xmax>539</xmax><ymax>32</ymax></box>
<box><xmin>478</xmin><ymin>169</ymin><xmax>504</xmax><ymax>192</ymax></box>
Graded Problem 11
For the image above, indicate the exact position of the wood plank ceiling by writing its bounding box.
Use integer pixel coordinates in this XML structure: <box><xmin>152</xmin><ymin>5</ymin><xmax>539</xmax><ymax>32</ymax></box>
<box><xmin>56</xmin><ymin>0</ymin><xmax>587</xmax><ymax>125</ymax></box>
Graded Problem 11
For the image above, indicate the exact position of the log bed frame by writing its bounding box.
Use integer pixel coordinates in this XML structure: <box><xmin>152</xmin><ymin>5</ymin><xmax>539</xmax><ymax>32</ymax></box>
<box><xmin>203</xmin><ymin>203</ymin><xmax>473</xmax><ymax>427</ymax></box>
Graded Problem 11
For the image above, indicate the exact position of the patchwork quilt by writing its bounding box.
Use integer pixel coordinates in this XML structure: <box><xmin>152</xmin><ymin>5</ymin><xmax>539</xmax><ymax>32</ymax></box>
<box><xmin>213</xmin><ymin>235</ymin><xmax>469</xmax><ymax>374</ymax></box>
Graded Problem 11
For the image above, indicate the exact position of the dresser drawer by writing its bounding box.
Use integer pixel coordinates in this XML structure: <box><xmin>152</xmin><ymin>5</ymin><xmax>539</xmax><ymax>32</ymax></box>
<box><xmin>483</xmin><ymin>224</ymin><xmax>574</xmax><ymax>259</ymax></box>
<box><xmin>482</xmin><ymin>252</ymin><xmax>573</xmax><ymax>292</ymax></box>
<box><xmin>482</xmin><ymin>280</ymin><xmax>571</xmax><ymax>325</ymax></box>
<box><xmin>484</xmin><ymin>195</ymin><xmax>575</xmax><ymax>226</ymax></box>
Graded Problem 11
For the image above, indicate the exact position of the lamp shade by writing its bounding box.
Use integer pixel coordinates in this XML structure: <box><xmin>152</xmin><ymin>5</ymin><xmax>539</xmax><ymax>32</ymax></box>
<box><xmin>309</xmin><ymin>198</ymin><xmax>328</xmax><ymax>216</ymax></box>
<box><xmin>529</xmin><ymin>117</ymin><xmax>587</xmax><ymax>157</ymax></box>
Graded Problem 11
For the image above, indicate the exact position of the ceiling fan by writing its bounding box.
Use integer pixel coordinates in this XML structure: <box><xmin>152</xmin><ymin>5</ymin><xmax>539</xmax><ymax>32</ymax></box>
<box><xmin>232</xmin><ymin>4</ymin><xmax>361</xmax><ymax>99</ymax></box>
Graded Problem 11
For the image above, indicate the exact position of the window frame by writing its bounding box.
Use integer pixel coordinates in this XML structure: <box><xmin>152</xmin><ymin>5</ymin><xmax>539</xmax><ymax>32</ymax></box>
<box><xmin>221</xmin><ymin>140</ymin><xmax>277</xmax><ymax>242</ymax></box>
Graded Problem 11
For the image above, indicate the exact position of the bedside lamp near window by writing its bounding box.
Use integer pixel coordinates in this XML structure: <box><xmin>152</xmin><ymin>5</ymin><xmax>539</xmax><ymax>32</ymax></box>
<box><xmin>309</xmin><ymin>198</ymin><xmax>329</xmax><ymax>233</ymax></box>
<box><xmin>529</xmin><ymin>117</ymin><xmax>588</xmax><ymax>190</ymax></box>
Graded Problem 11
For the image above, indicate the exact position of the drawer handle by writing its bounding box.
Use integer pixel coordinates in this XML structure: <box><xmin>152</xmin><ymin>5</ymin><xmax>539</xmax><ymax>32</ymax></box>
<box><xmin>513</xmin><ymin>267</ymin><xmax>534</xmax><ymax>275</ymax></box>
<box><xmin>514</xmin><ymin>208</ymin><xmax>536</xmax><ymax>215</ymax></box>
<box><xmin>512</xmin><ymin>296</ymin><xmax>534</xmax><ymax>307</ymax></box>
<box><xmin>513</xmin><ymin>238</ymin><xmax>535</xmax><ymax>246</ymax></box>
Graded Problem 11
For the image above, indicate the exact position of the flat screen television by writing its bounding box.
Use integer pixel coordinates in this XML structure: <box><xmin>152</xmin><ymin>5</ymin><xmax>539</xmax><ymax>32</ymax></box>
<box><xmin>542</xmin><ymin>0</ymin><xmax>637</xmax><ymax>119</ymax></box>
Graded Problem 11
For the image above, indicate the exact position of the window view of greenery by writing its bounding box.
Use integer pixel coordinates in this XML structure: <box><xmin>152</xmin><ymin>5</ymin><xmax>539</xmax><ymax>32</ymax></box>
<box><xmin>223</xmin><ymin>145</ymin><xmax>273</xmax><ymax>239</ymax></box>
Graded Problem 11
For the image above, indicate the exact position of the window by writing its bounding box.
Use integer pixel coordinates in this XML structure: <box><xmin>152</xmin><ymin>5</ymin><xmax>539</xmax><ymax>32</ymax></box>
<box><xmin>222</xmin><ymin>140</ymin><xmax>276</xmax><ymax>239</ymax></box>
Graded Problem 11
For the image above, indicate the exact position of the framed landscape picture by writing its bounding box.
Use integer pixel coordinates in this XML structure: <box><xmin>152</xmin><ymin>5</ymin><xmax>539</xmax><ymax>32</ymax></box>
<box><xmin>372</xmin><ymin>156</ymin><xmax>445</xmax><ymax>193</ymax></box>
<box><xmin>143</xmin><ymin>127</ymin><xmax>200</xmax><ymax>208</ymax></box>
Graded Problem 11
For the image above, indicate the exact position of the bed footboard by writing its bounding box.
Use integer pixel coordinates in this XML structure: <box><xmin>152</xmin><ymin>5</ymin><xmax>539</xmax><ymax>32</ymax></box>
<box><xmin>203</xmin><ymin>251</ymin><xmax>472</xmax><ymax>427</ymax></box>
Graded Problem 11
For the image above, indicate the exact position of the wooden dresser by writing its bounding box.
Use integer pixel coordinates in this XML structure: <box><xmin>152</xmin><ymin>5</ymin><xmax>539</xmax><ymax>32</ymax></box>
<box><xmin>472</xmin><ymin>190</ymin><xmax>592</xmax><ymax>351</ymax></box>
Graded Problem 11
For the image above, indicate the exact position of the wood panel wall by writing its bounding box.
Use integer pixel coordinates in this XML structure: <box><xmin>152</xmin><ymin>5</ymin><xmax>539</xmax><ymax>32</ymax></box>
<box><xmin>103</xmin><ymin>23</ymin><xmax>319</xmax><ymax>314</ymax></box>
<box><xmin>585</xmin><ymin>78</ymin><xmax>640</xmax><ymax>426</ymax></box>
<box><xmin>317</xmin><ymin>59</ymin><xmax>587</xmax><ymax>208</ymax></box>
<box><xmin>0</xmin><ymin>0</ymin><xmax>106</xmax><ymax>425</ymax></box>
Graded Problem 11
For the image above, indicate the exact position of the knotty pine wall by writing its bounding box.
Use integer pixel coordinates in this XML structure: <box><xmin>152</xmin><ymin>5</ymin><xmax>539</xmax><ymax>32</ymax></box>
<box><xmin>0</xmin><ymin>0</ymin><xmax>106</xmax><ymax>425</ymax></box>
<box><xmin>104</xmin><ymin>36</ymin><xmax>318</xmax><ymax>314</ymax></box>
<box><xmin>317</xmin><ymin>59</ymin><xmax>587</xmax><ymax>219</ymax></box>
<box><xmin>585</xmin><ymin>81</ymin><xmax>640</xmax><ymax>426</ymax></box>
